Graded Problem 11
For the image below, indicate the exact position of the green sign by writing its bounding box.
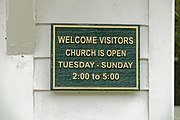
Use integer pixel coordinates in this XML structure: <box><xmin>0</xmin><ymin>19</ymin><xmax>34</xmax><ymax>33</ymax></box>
<box><xmin>51</xmin><ymin>24</ymin><xmax>140</xmax><ymax>90</ymax></box>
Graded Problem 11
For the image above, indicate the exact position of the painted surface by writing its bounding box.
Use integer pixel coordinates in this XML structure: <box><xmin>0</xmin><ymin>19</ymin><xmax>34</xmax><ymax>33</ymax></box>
<box><xmin>34</xmin><ymin>0</ymin><xmax>149</xmax><ymax>120</ymax></box>
<box><xmin>0</xmin><ymin>0</ymin><xmax>174</xmax><ymax>120</ymax></box>
<box><xmin>0</xmin><ymin>1</ymin><xmax>33</xmax><ymax>120</ymax></box>
<box><xmin>51</xmin><ymin>24</ymin><xmax>140</xmax><ymax>90</ymax></box>
<box><xmin>34</xmin><ymin>91</ymin><xmax>148</xmax><ymax>120</ymax></box>
<box><xmin>36</xmin><ymin>0</ymin><xmax>148</xmax><ymax>25</ymax></box>
<box><xmin>6</xmin><ymin>0</ymin><xmax>35</xmax><ymax>54</ymax></box>
<box><xmin>149</xmin><ymin>0</ymin><xmax>174</xmax><ymax>119</ymax></box>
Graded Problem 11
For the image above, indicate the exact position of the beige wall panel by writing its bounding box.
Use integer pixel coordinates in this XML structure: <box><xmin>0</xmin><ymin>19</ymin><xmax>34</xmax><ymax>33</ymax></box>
<box><xmin>35</xmin><ymin>0</ymin><xmax>148</xmax><ymax>25</ymax></box>
<box><xmin>34</xmin><ymin>91</ymin><xmax>148</xmax><ymax>120</ymax></box>
<box><xmin>7</xmin><ymin>0</ymin><xmax>35</xmax><ymax>54</ymax></box>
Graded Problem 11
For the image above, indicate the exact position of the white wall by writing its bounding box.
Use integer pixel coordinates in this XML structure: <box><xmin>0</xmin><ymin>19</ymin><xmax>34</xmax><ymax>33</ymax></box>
<box><xmin>0</xmin><ymin>0</ymin><xmax>33</xmax><ymax>120</ymax></box>
<box><xmin>149</xmin><ymin>0</ymin><xmax>174</xmax><ymax>119</ymax></box>
<box><xmin>34</xmin><ymin>0</ymin><xmax>149</xmax><ymax>120</ymax></box>
<box><xmin>0</xmin><ymin>0</ymin><xmax>174</xmax><ymax>120</ymax></box>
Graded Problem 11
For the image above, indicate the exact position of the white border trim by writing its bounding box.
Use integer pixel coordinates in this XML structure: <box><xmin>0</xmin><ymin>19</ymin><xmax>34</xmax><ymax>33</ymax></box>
<box><xmin>52</xmin><ymin>25</ymin><xmax>139</xmax><ymax>90</ymax></box>
<box><xmin>149</xmin><ymin>0</ymin><xmax>174</xmax><ymax>119</ymax></box>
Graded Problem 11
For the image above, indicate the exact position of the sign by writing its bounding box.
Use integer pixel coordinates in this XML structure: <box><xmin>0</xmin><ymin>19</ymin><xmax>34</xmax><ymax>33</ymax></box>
<box><xmin>51</xmin><ymin>24</ymin><xmax>140</xmax><ymax>90</ymax></box>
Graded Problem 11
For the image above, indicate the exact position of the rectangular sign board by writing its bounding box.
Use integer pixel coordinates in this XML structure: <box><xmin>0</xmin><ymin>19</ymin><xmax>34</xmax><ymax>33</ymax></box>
<box><xmin>51</xmin><ymin>24</ymin><xmax>140</xmax><ymax>90</ymax></box>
